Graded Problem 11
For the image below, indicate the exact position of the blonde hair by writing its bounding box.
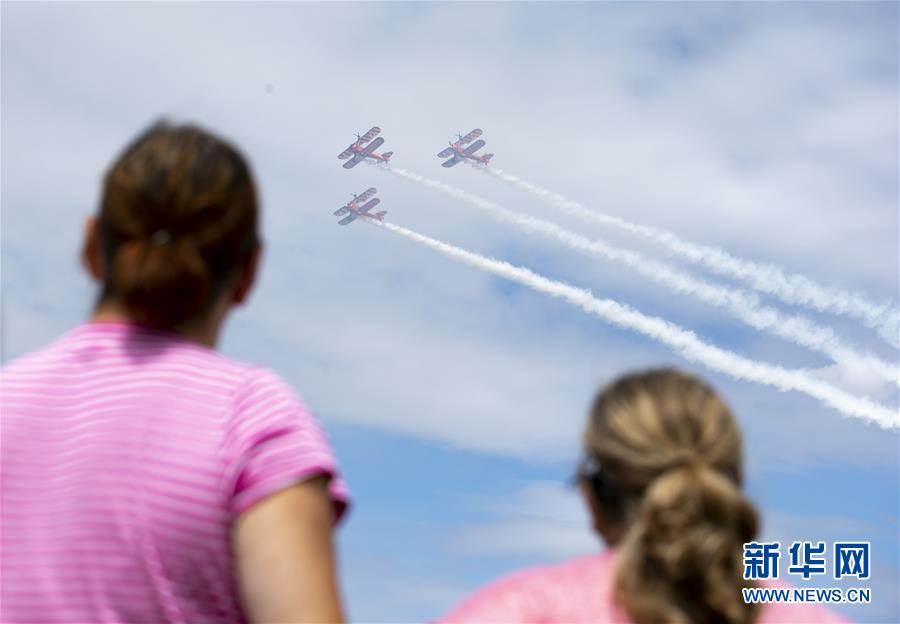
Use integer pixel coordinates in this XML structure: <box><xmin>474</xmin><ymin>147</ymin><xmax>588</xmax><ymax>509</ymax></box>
<box><xmin>582</xmin><ymin>369</ymin><xmax>759</xmax><ymax>624</ymax></box>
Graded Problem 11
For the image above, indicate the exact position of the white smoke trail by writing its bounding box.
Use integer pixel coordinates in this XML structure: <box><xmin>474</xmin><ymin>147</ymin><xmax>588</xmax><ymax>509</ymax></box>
<box><xmin>372</xmin><ymin>220</ymin><xmax>898</xmax><ymax>429</ymax></box>
<box><xmin>484</xmin><ymin>167</ymin><xmax>900</xmax><ymax>348</ymax></box>
<box><xmin>389</xmin><ymin>167</ymin><xmax>898</xmax><ymax>384</ymax></box>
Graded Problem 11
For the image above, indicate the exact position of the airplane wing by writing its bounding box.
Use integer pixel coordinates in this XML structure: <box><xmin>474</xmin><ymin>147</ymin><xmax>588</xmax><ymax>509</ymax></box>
<box><xmin>338</xmin><ymin>214</ymin><xmax>358</xmax><ymax>225</ymax></box>
<box><xmin>358</xmin><ymin>126</ymin><xmax>381</xmax><ymax>144</ymax></box>
<box><xmin>361</xmin><ymin>136</ymin><xmax>384</xmax><ymax>156</ymax></box>
<box><xmin>458</xmin><ymin>129</ymin><xmax>482</xmax><ymax>146</ymax></box>
<box><xmin>463</xmin><ymin>139</ymin><xmax>486</xmax><ymax>156</ymax></box>
<box><xmin>343</xmin><ymin>154</ymin><xmax>364</xmax><ymax>169</ymax></box>
<box><xmin>437</xmin><ymin>146</ymin><xmax>455</xmax><ymax>158</ymax></box>
<box><xmin>355</xmin><ymin>187</ymin><xmax>377</xmax><ymax>203</ymax></box>
<box><xmin>357</xmin><ymin>197</ymin><xmax>381</xmax><ymax>215</ymax></box>
<box><xmin>441</xmin><ymin>155</ymin><xmax>462</xmax><ymax>168</ymax></box>
<box><xmin>337</xmin><ymin>146</ymin><xmax>354</xmax><ymax>159</ymax></box>
<box><xmin>334</xmin><ymin>205</ymin><xmax>351</xmax><ymax>216</ymax></box>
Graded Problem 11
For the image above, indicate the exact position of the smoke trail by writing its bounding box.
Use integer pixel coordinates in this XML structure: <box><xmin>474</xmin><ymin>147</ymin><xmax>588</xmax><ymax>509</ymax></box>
<box><xmin>484</xmin><ymin>167</ymin><xmax>900</xmax><ymax>348</ymax></box>
<box><xmin>390</xmin><ymin>167</ymin><xmax>898</xmax><ymax>384</ymax></box>
<box><xmin>372</xmin><ymin>220</ymin><xmax>897</xmax><ymax>429</ymax></box>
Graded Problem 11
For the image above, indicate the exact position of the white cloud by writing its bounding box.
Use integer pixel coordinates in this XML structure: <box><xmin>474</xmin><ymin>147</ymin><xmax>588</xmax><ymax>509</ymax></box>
<box><xmin>452</xmin><ymin>480</ymin><xmax>599</xmax><ymax>560</ymax></box>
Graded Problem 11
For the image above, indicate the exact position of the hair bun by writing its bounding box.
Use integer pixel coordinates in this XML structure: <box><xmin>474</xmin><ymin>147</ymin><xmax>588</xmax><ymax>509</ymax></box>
<box><xmin>109</xmin><ymin>236</ymin><xmax>211</xmax><ymax>328</ymax></box>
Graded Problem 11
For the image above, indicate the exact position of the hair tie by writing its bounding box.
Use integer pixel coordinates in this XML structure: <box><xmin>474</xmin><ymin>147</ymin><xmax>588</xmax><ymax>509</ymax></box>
<box><xmin>150</xmin><ymin>230</ymin><xmax>173</xmax><ymax>246</ymax></box>
<box><xmin>666</xmin><ymin>451</ymin><xmax>702</xmax><ymax>473</ymax></box>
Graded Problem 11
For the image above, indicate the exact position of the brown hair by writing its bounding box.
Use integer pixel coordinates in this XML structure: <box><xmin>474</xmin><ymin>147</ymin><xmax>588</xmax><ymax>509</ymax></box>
<box><xmin>93</xmin><ymin>120</ymin><xmax>259</xmax><ymax>329</ymax></box>
<box><xmin>581</xmin><ymin>369</ymin><xmax>759</xmax><ymax>624</ymax></box>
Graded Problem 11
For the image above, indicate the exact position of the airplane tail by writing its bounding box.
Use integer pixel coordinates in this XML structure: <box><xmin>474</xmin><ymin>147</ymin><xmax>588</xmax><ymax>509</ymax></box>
<box><xmin>373</xmin><ymin>211</ymin><xmax>387</xmax><ymax>221</ymax></box>
<box><xmin>482</xmin><ymin>153</ymin><xmax>494</xmax><ymax>163</ymax></box>
<box><xmin>382</xmin><ymin>151</ymin><xmax>393</xmax><ymax>161</ymax></box>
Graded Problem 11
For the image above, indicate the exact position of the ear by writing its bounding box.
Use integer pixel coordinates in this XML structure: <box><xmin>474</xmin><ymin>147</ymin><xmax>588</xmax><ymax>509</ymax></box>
<box><xmin>580</xmin><ymin>481</ymin><xmax>605</xmax><ymax>536</ymax></box>
<box><xmin>232</xmin><ymin>243</ymin><xmax>263</xmax><ymax>305</ymax></box>
<box><xmin>82</xmin><ymin>215</ymin><xmax>104</xmax><ymax>281</ymax></box>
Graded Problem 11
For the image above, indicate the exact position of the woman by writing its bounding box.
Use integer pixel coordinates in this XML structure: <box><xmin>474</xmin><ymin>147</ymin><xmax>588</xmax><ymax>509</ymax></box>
<box><xmin>1</xmin><ymin>122</ymin><xmax>348</xmax><ymax>623</ymax></box>
<box><xmin>439</xmin><ymin>369</ymin><xmax>848</xmax><ymax>624</ymax></box>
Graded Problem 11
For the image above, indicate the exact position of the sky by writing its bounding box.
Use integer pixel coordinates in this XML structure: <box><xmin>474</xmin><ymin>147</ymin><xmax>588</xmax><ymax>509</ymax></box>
<box><xmin>1</xmin><ymin>2</ymin><xmax>898</xmax><ymax>622</ymax></box>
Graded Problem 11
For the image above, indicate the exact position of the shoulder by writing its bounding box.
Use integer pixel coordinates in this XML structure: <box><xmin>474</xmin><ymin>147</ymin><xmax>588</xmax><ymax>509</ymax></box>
<box><xmin>438</xmin><ymin>552</ymin><xmax>617</xmax><ymax>623</ymax></box>
<box><xmin>232</xmin><ymin>365</ymin><xmax>303</xmax><ymax>401</ymax></box>
<box><xmin>436</xmin><ymin>566</ymin><xmax>545</xmax><ymax>623</ymax></box>
<box><xmin>220</xmin><ymin>366</ymin><xmax>349</xmax><ymax>521</ymax></box>
<box><xmin>0</xmin><ymin>333</ymin><xmax>89</xmax><ymax>395</ymax></box>
<box><xmin>226</xmin><ymin>366</ymin><xmax>312</xmax><ymax>425</ymax></box>
<box><xmin>217</xmin><ymin>366</ymin><xmax>318</xmax><ymax>459</ymax></box>
<box><xmin>1</xmin><ymin>337</ymin><xmax>69</xmax><ymax>379</ymax></box>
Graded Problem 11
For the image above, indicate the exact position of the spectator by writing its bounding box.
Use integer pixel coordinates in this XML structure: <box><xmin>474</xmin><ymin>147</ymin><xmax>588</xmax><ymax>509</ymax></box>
<box><xmin>439</xmin><ymin>369</ymin><xmax>848</xmax><ymax>624</ymax></box>
<box><xmin>1</xmin><ymin>121</ymin><xmax>348</xmax><ymax>623</ymax></box>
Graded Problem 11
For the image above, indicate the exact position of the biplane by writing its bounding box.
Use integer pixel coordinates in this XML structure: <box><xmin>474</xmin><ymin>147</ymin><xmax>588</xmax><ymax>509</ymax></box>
<box><xmin>437</xmin><ymin>129</ymin><xmax>494</xmax><ymax>168</ymax></box>
<box><xmin>338</xmin><ymin>126</ymin><xmax>394</xmax><ymax>169</ymax></box>
<box><xmin>333</xmin><ymin>187</ymin><xmax>387</xmax><ymax>225</ymax></box>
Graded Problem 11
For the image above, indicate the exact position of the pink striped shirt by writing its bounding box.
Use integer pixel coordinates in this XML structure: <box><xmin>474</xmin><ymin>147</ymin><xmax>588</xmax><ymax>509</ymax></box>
<box><xmin>438</xmin><ymin>550</ymin><xmax>851</xmax><ymax>623</ymax></box>
<box><xmin>1</xmin><ymin>321</ymin><xmax>349</xmax><ymax>623</ymax></box>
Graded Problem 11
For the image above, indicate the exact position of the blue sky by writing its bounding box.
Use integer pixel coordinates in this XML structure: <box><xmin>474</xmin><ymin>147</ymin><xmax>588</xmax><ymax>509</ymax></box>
<box><xmin>1</xmin><ymin>2</ymin><xmax>897</xmax><ymax>622</ymax></box>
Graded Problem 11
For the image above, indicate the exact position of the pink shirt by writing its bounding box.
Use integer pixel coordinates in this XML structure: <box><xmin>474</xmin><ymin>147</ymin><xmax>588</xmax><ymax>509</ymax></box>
<box><xmin>1</xmin><ymin>321</ymin><xmax>349</xmax><ymax>623</ymax></box>
<box><xmin>438</xmin><ymin>550</ymin><xmax>851</xmax><ymax>623</ymax></box>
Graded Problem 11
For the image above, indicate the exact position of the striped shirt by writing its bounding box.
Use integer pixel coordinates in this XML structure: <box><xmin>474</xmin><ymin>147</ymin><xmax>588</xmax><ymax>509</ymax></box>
<box><xmin>1</xmin><ymin>321</ymin><xmax>349</xmax><ymax>623</ymax></box>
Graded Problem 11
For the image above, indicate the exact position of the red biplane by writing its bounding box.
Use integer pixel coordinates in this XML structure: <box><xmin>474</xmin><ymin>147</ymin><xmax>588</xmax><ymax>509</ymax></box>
<box><xmin>338</xmin><ymin>126</ymin><xmax>394</xmax><ymax>169</ymax></box>
<box><xmin>437</xmin><ymin>129</ymin><xmax>494</xmax><ymax>168</ymax></box>
<box><xmin>333</xmin><ymin>187</ymin><xmax>387</xmax><ymax>225</ymax></box>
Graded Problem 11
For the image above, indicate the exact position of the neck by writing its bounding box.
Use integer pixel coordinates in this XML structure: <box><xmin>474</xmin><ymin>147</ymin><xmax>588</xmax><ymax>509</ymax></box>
<box><xmin>91</xmin><ymin>299</ymin><xmax>224</xmax><ymax>348</ymax></box>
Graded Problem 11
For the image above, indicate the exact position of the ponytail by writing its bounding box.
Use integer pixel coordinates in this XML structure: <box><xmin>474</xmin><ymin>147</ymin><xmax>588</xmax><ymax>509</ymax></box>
<box><xmin>615</xmin><ymin>462</ymin><xmax>759</xmax><ymax>624</ymax></box>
